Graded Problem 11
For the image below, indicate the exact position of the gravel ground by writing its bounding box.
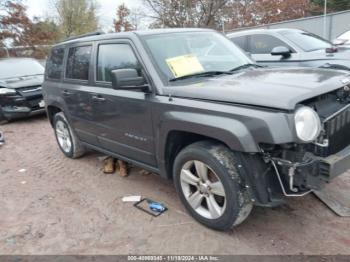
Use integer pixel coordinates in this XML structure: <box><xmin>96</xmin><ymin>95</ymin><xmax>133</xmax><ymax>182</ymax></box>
<box><xmin>0</xmin><ymin>115</ymin><xmax>349</xmax><ymax>255</ymax></box>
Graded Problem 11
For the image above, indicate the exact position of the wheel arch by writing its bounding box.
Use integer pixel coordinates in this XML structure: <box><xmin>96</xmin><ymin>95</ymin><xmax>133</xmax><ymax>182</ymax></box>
<box><xmin>158</xmin><ymin>113</ymin><xmax>258</xmax><ymax>179</ymax></box>
<box><xmin>46</xmin><ymin>105</ymin><xmax>63</xmax><ymax>126</ymax></box>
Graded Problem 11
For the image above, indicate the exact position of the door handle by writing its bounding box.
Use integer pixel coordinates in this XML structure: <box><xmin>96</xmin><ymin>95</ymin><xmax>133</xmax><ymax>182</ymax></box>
<box><xmin>62</xmin><ymin>90</ymin><xmax>72</xmax><ymax>96</ymax></box>
<box><xmin>91</xmin><ymin>94</ymin><xmax>106</xmax><ymax>102</ymax></box>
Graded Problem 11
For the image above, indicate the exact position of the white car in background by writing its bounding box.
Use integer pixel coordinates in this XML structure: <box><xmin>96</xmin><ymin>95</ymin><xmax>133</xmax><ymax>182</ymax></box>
<box><xmin>334</xmin><ymin>29</ymin><xmax>350</xmax><ymax>47</ymax></box>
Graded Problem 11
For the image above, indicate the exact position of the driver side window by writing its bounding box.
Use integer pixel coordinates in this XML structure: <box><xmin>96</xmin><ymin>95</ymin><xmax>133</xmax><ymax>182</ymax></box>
<box><xmin>97</xmin><ymin>43</ymin><xmax>142</xmax><ymax>82</ymax></box>
<box><xmin>249</xmin><ymin>34</ymin><xmax>291</xmax><ymax>54</ymax></box>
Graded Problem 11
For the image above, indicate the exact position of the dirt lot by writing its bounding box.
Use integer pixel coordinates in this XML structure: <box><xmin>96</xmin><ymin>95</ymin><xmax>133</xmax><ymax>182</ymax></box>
<box><xmin>0</xmin><ymin>116</ymin><xmax>350</xmax><ymax>255</ymax></box>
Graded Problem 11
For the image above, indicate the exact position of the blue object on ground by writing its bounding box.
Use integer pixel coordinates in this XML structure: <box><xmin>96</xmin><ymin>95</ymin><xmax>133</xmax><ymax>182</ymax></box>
<box><xmin>149</xmin><ymin>201</ymin><xmax>166</xmax><ymax>213</ymax></box>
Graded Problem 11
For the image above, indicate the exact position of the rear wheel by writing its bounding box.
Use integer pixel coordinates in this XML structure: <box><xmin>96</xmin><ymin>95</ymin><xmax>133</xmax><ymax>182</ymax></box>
<box><xmin>53</xmin><ymin>112</ymin><xmax>85</xmax><ymax>158</ymax></box>
<box><xmin>173</xmin><ymin>141</ymin><xmax>253</xmax><ymax>231</ymax></box>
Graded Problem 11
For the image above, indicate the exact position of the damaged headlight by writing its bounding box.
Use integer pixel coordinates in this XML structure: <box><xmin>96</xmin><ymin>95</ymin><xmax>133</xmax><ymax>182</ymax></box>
<box><xmin>295</xmin><ymin>106</ymin><xmax>321</xmax><ymax>142</ymax></box>
<box><xmin>0</xmin><ymin>88</ymin><xmax>16</xmax><ymax>95</ymax></box>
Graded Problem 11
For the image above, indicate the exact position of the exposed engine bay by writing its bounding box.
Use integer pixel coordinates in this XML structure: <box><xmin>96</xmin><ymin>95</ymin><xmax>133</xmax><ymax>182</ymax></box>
<box><xmin>260</xmin><ymin>85</ymin><xmax>350</xmax><ymax>197</ymax></box>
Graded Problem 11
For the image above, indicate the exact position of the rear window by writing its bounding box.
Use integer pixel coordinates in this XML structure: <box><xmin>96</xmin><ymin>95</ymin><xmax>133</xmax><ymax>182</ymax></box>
<box><xmin>47</xmin><ymin>48</ymin><xmax>64</xmax><ymax>79</ymax></box>
<box><xmin>66</xmin><ymin>45</ymin><xmax>92</xmax><ymax>80</ymax></box>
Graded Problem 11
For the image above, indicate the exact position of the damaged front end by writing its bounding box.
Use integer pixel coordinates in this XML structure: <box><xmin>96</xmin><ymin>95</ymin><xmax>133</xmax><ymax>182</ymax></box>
<box><xmin>0</xmin><ymin>85</ymin><xmax>45</xmax><ymax>120</ymax></box>
<box><xmin>249</xmin><ymin>85</ymin><xmax>350</xmax><ymax>206</ymax></box>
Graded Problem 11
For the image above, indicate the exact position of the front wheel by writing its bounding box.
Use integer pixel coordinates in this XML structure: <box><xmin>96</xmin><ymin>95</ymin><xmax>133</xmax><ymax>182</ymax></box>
<box><xmin>173</xmin><ymin>141</ymin><xmax>253</xmax><ymax>231</ymax></box>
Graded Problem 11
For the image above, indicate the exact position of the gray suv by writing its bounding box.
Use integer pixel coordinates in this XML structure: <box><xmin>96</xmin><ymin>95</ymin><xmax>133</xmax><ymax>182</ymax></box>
<box><xmin>43</xmin><ymin>29</ymin><xmax>350</xmax><ymax>231</ymax></box>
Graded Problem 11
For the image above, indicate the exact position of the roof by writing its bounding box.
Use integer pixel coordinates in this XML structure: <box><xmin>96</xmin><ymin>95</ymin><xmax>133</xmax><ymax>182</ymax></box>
<box><xmin>227</xmin><ymin>28</ymin><xmax>303</xmax><ymax>37</ymax></box>
<box><xmin>55</xmin><ymin>28</ymin><xmax>214</xmax><ymax>47</ymax></box>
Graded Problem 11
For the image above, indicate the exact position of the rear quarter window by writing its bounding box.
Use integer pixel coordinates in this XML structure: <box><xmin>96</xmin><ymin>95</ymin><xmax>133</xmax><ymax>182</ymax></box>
<box><xmin>46</xmin><ymin>48</ymin><xmax>65</xmax><ymax>79</ymax></box>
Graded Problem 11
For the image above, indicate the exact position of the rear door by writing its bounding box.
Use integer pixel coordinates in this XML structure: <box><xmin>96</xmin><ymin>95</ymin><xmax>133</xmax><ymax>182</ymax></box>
<box><xmin>248</xmin><ymin>34</ymin><xmax>301</xmax><ymax>67</ymax></box>
<box><xmin>89</xmin><ymin>40</ymin><xmax>156</xmax><ymax>166</ymax></box>
<box><xmin>61</xmin><ymin>43</ymin><xmax>99</xmax><ymax>145</ymax></box>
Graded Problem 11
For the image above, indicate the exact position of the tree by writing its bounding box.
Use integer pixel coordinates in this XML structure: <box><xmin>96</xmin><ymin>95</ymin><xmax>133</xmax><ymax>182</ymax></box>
<box><xmin>144</xmin><ymin>0</ymin><xmax>229</xmax><ymax>29</ymax></box>
<box><xmin>114</xmin><ymin>3</ymin><xmax>134</xmax><ymax>32</ymax></box>
<box><xmin>17</xmin><ymin>18</ymin><xmax>60</xmax><ymax>46</ymax></box>
<box><xmin>0</xmin><ymin>0</ymin><xmax>31</xmax><ymax>46</ymax></box>
<box><xmin>143</xmin><ymin>0</ymin><xmax>314</xmax><ymax>30</ymax></box>
<box><xmin>53</xmin><ymin>0</ymin><xmax>99</xmax><ymax>38</ymax></box>
<box><xmin>312</xmin><ymin>0</ymin><xmax>350</xmax><ymax>13</ymax></box>
<box><xmin>18</xmin><ymin>18</ymin><xmax>61</xmax><ymax>58</ymax></box>
<box><xmin>225</xmin><ymin>0</ymin><xmax>313</xmax><ymax>29</ymax></box>
<box><xmin>0</xmin><ymin>1</ymin><xmax>60</xmax><ymax>58</ymax></box>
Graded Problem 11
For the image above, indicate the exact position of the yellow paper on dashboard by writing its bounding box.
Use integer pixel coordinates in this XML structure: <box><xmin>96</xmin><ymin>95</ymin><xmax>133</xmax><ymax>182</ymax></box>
<box><xmin>166</xmin><ymin>54</ymin><xmax>204</xmax><ymax>78</ymax></box>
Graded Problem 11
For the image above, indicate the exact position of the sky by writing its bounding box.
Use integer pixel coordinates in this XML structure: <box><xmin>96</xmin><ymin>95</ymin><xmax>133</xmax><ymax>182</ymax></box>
<box><xmin>25</xmin><ymin>0</ymin><xmax>144</xmax><ymax>31</ymax></box>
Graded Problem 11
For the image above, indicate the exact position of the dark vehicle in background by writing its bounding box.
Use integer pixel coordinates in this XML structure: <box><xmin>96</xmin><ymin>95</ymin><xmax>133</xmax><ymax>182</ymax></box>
<box><xmin>0</xmin><ymin>58</ymin><xmax>45</xmax><ymax>122</ymax></box>
<box><xmin>43</xmin><ymin>29</ymin><xmax>350</xmax><ymax>231</ymax></box>
<box><xmin>228</xmin><ymin>28</ymin><xmax>350</xmax><ymax>71</ymax></box>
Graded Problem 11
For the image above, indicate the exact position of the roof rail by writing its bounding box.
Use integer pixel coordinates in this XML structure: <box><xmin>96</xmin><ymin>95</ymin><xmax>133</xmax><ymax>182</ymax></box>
<box><xmin>61</xmin><ymin>31</ymin><xmax>105</xmax><ymax>42</ymax></box>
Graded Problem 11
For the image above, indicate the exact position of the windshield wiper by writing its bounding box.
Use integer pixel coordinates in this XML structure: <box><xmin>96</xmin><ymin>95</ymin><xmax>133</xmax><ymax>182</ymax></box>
<box><xmin>169</xmin><ymin>70</ymin><xmax>232</xmax><ymax>82</ymax></box>
<box><xmin>229</xmin><ymin>63</ymin><xmax>262</xmax><ymax>72</ymax></box>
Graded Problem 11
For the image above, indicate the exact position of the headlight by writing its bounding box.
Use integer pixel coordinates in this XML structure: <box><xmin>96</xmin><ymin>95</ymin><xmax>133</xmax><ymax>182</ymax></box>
<box><xmin>0</xmin><ymin>88</ymin><xmax>16</xmax><ymax>95</ymax></box>
<box><xmin>295</xmin><ymin>106</ymin><xmax>321</xmax><ymax>142</ymax></box>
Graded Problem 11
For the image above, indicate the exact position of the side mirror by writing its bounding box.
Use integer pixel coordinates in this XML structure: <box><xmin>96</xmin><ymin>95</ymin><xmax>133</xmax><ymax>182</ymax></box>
<box><xmin>271</xmin><ymin>46</ymin><xmax>291</xmax><ymax>58</ymax></box>
<box><xmin>111</xmin><ymin>69</ymin><xmax>150</xmax><ymax>92</ymax></box>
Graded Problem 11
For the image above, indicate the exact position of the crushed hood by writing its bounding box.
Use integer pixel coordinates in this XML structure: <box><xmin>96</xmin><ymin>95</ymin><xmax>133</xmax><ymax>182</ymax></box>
<box><xmin>163</xmin><ymin>67</ymin><xmax>350</xmax><ymax>110</ymax></box>
<box><xmin>0</xmin><ymin>75</ymin><xmax>44</xmax><ymax>89</ymax></box>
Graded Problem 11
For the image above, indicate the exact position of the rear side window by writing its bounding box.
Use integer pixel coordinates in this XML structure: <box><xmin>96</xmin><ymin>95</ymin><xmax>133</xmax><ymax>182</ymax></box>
<box><xmin>66</xmin><ymin>45</ymin><xmax>92</xmax><ymax>80</ymax></box>
<box><xmin>230</xmin><ymin>35</ymin><xmax>248</xmax><ymax>51</ymax></box>
<box><xmin>97</xmin><ymin>44</ymin><xmax>142</xmax><ymax>82</ymax></box>
<box><xmin>47</xmin><ymin>48</ymin><xmax>64</xmax><ymax>79</ymax></box>
<box><xmin>249</xmin><ymin>34</ymin><xmax>287</xmax><ymax>54</ymax></box>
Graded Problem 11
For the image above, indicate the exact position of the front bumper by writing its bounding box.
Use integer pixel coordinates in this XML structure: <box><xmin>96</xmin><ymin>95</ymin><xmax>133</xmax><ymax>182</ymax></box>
<box><xmin>272</xmin><ymin>144</ymin><xmax>350</xmax><ymax>192</ymax></box>
<box><xmin>2</xmin><ymin>106</ymin><xmax>45</xmax><ymax>120</ymax></box>
<box><xmin>319</xmin><ymin>144</ymin><xmax>350</xmax><ymax>180</ymax></box>
<box><xmin>0</xmin><ymin>91</ymin><xmax>45</xmax><ymax>120</ymax></box>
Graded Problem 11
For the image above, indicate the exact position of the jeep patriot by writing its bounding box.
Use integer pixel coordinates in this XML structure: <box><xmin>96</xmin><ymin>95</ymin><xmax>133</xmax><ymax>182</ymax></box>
<box><xmin>43</xmin><ymin>29</ymin><xmax>350</xmax><ymax>230</ymax></box>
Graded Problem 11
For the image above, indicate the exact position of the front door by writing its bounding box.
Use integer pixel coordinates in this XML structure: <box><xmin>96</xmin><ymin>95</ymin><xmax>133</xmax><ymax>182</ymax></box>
<box><xmin>90</xmin><ymin>41</ymin><xmax>156</xmax><ymax>166</ymax></box>
<box><xmin>248</xmin><ymin>34</ymin><xmax>301</xmax><ymax>67</ymax></box>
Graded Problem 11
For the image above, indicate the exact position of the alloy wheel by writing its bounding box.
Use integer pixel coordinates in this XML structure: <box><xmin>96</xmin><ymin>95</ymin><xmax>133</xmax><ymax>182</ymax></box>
<box><xmin>180</xmin><ymin>160</ymin><xmax>226</xmax><ymax>219</ymax></box>
<box><xmin>55</xmin><ymin>120</ymin><xmax>72</xmax><ymax>153</ymax></box>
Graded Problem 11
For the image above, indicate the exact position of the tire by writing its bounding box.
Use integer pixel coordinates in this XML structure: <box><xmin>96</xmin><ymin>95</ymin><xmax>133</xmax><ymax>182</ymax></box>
<box><xmin>53</xmin><ymin>112</ymin><xmax>85</xmax><ymax>158</ymax></box>
<box><xmin>173</xmin><ymin>141</ymin><xmax>253</xmax><ymax>231</ymax></box>
<box><xmin>0</xmin><ymin>106</ymin><xmax>7</xmax><ymax>124</ymax></box>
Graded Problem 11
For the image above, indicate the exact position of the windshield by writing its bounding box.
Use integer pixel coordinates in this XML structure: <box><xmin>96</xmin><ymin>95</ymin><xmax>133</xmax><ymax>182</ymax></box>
<box><xmin>281</xmin><ymin>31</ymin><xmax>332</xmax><ymax>52</ymax></box>
<box><xmin>141</xmin><ymin>31</ymin><xmax>252</xmax><ymax>83</ymax></box>
<box><xmin>0</xmin><ymin>59</ymin><xmax>44</xmax><ymax>79</ymax></box>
